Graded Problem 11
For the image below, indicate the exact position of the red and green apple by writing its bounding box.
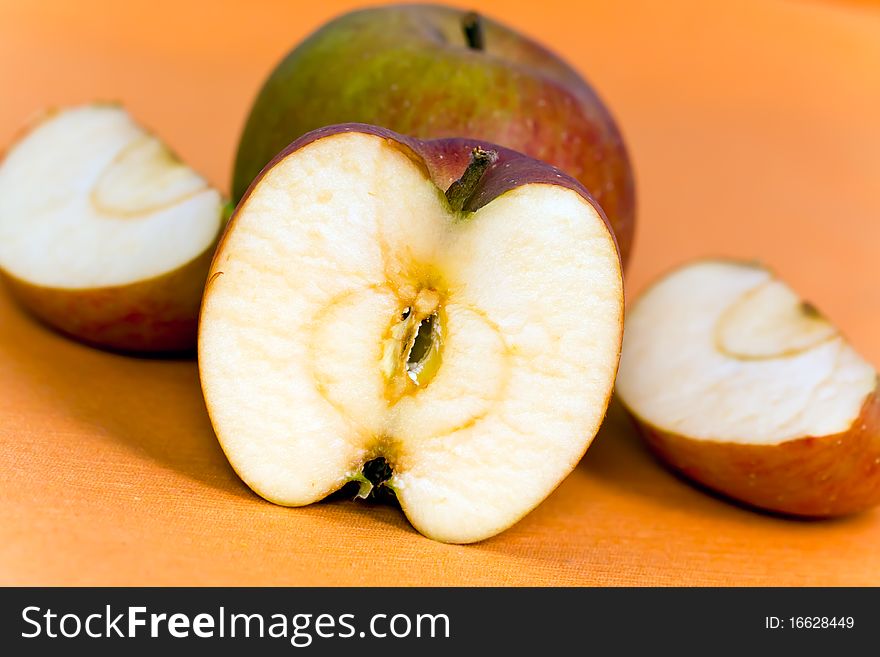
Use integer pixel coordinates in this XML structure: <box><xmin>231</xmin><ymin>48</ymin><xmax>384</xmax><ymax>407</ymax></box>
<box><xmin>232</xmin><ymin>4</ymin><xmax>636</xmax><ymax>264</ymax></box>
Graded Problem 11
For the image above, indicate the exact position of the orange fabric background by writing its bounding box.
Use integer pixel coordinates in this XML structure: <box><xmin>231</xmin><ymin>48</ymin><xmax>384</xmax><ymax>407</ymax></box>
<box><xmin>1</xmin><ymin>0</ymin><xmax>880</xmax><ymax>585</ymax></box>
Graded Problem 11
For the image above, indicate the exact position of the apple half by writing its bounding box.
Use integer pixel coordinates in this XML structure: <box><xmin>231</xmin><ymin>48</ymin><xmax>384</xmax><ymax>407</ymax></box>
<box><xmin>0</xmin><ymin>104</ymin><xmax>225</xmax><ymax>352</ymax></box>
<box><xmin>616</xmin><ymin>259</ymin><xmax>880</xmax><ymax>516</ymax></box>
<box><xmin>199</xmin><ymin>124</ymin><xmax>624</xmax><ymax>543</ymax></box>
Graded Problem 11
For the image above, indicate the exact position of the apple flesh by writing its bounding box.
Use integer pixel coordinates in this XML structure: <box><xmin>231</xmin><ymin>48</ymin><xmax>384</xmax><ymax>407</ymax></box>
<box><xmin>616</xmin><ymin>260</ymin><xmax>880</xmax><ymax>516</ymax></box>
<box><xmin>0</xmin><ymin>104</ymin><xmax>226</xmax><ymax>352</ymax></box>
<box><xmin>200</xmin><ymin>124</ymin><xmax>624</xmax><ymax>543</ymax></box>
<box><xmin>232</xmin><ymin>4</ymin><xmax>635</xmax><ymax>265</ymax></box>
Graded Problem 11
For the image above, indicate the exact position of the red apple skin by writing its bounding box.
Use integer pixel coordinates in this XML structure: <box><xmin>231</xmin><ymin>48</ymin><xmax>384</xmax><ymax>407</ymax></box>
<box><xmin>627</xmin><ymin>385</ymin><xmax>880</xmax><ymax>517</ymax></box>
<box><xmin>2</xmin><ymin>245</ymin><xmax>215</xmax><ymax>353</ymax></box>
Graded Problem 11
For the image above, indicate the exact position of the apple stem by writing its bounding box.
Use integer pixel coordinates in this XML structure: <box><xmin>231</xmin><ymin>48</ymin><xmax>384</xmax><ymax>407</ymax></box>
<box><xmin>445</xmin><ymin>147</ymin><xmax>498</xmax><ymax>212</ymax></box>
<box><xmin>362</xmin><ymin>457</ymin><xmax>393</xmax><ymax>486</ymax></box>
<box><xmin>462</xmin><ymin>11</ymin><xmax>485</xmax><ymax>50</ymax></box>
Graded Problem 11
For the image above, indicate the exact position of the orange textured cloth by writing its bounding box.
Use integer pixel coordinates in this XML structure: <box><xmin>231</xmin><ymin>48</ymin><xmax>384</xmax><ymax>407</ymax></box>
<box><xmin>1</xmin><ymin>0</ymin><xmax>879</xmax><ymax>585</ymax></box>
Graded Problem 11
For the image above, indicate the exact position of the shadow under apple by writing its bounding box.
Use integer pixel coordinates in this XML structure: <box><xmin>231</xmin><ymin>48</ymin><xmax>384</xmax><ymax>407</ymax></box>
<box><xmin>0</xmin><ymin>288</ymin><xmax>250</xmax><ymax>500</ymax></box>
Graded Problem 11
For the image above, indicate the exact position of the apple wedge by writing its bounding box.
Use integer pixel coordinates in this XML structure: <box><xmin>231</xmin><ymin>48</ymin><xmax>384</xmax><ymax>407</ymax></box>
<box><xmin>0</xmin><ymin>104</ymin><xmax>226</xmax><ymax>352</ymax></box>
<box><xmin>616</xmin><ymin>259</ymin><xmax>880</xmax><ymax>516</ymax></box>
<box><xmin>199</xmin><ymin>124</ymin><xmax>624</xmax><ymax>543</ymax></box>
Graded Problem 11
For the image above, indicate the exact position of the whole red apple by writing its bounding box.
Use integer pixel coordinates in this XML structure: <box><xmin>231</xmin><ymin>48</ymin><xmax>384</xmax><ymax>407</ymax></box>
<box><xmin>232</xmin><ymin>5</ymin><xmax>636</xmax><ymax>264</ymax></box>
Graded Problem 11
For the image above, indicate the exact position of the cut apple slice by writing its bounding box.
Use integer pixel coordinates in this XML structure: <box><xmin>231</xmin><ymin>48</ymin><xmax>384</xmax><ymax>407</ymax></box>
<box><xmin>199</xmin><ymin>125</ymin><xmax>624</xmax><ymax>543</ymax></box>
<box><xmin>0</xmin><ymin>104</ymin><xmax>225</xmax><ymax>352</ymax></box>
<box><xmin>616</xmin><ymin>259</ymin><xmax>880</xmax><ymax>516</ymax></box>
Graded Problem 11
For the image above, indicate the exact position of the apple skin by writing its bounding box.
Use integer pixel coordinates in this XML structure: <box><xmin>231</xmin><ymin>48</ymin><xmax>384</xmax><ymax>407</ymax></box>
<box><xmin>3</xmin><ymin>244</ymin><xmax>215</xmax><ymax>353</ymax></box>
<box><xmin>626</xmin><ymin>384</ymin><xmax>880</xmax><ymax>517</ymax></box>
<box><xmin>232</xmin><ymin>4</ymin><xmax>635</xmax><ymax>265</ymax></box>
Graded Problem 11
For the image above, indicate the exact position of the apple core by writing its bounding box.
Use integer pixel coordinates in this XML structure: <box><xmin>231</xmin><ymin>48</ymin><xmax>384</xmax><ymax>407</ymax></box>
<box><xmin>382</xmin><ymin>287</ymin><xmax>446</xmax><ymax>399</ymax></box>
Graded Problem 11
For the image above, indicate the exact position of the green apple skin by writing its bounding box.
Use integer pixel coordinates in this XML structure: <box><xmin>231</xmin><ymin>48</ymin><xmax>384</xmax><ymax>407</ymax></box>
<box><xmin>232</xmin><ymin>4</ymin><xmax>635</xmax><ymax>265</ymax></box>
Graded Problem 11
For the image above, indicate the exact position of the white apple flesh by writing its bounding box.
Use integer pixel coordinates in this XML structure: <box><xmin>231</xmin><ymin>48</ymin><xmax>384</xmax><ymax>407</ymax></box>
<box><xmin>617</xmin><ymin>260</ymin><xmax>880</xmax><ymax>516</ymax></box>
<box><xmin>199</xmin><ymin>125</ymin><xmax>624</xmax><ymax>543</ymax></box>
<box><xmin>0</xmin><ymin>104</ymin><xmax>225</xmax><ymax>352</ymax></box>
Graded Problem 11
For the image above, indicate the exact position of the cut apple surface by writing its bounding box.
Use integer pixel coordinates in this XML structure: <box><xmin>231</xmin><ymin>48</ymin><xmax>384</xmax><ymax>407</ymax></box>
<box><xmin>617</xmin><ymin>259</ymin><xmax>880</xmax><ymax>516</ymax></box>
<box><xmin>199</xmin><ymin>125</ymin><xmax>624</xmax><ymax>543</ymax></box>
<box><xmin>0</xmin><ymin>104</ymin><xmax>225</xmax><ymax>352</ymax></box>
